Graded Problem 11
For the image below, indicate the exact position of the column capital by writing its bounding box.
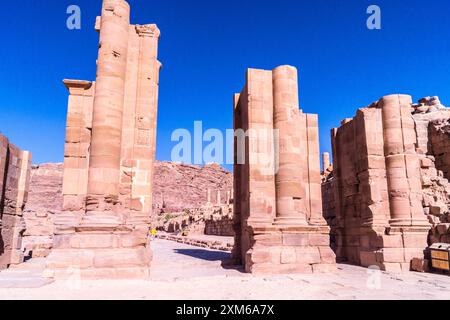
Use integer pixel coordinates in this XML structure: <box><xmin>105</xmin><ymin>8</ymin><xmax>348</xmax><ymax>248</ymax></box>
<box><xmin>135</xmin><ymin>24</ymin><xmax>160</xmax><ymax>38</ymax></box>
<box><xmin>63</xmin><ymin>79</ymin><xmax>94</xmax><ymax>96</ymax></box>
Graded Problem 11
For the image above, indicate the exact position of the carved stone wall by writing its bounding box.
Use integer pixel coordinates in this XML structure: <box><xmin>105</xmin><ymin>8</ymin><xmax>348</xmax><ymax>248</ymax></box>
<box><xmin>0</xmin><ymin>133</ymin><xmax>32</xmax><ymax>269</ymax></box>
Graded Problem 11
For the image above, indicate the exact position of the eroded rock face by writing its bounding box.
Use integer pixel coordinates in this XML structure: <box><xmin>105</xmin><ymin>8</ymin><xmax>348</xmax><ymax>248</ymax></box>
<box><xmin>152</xmin><ymin>162</ymin><xmax>233</xmax><ymax>213</ymax></box>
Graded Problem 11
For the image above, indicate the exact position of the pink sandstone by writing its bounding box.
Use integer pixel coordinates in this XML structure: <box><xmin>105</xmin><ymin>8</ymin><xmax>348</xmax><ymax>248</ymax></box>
<box><xmin>0</xmin><ymin>133</ymin><xmax>32</xmax><ymax>270</ymax></box>
<box><xmin>233</xmin><ymin>66</ymin><xmax>336</xmax><ymax>274</ymax></box>
<box><xmin>44</xmin><ymin>0</ymin><xmax>161</xmax><ymax>280</ymax></box>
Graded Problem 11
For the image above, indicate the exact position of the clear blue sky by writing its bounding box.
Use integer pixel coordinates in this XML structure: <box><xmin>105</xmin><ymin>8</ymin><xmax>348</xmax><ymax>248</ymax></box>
<box><xmin>1</xmin><ymin>0</ymin><xmax>450</xmax><ymax>169</ymax></box>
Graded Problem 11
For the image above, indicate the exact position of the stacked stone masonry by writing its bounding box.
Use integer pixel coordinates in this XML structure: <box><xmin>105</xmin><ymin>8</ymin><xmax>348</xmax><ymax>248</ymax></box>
<box><xmin>22</xmin><ymin>163</ymin><xmax>63</xmax><ymax>258</ymax></box>
<box><xmin>0</xmin><ymin>133</ymin><xmax>32</xmax><ymax>270</ymax></box>
<box><xmin>322</xmin><ymin>95</ymin><xmax>450</xmax><ymax>272</ymax></box>
<box><xmin>233</xmin><ymin>66</ymin><xmax>336</xmax><ymax>274</ymax></box>
<box><xmin>44</xmin><ymin>0</ymin><xmax>161</xmax><ymax>280</ymax></box>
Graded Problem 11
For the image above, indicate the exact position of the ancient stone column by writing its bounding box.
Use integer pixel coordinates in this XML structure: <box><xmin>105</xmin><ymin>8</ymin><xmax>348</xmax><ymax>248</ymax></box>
<box><xmin>380</xmin><ymin>95</ymin><xmax>428</xmax><ymax>227</ymax></box>
<box><xmin>86</xmin><ymin>0</ymin><xmax>130</xmax><ymax>218</ymax></box>
<box><xmin>272</xmin><ymin>66</ymin><xmax>308</xmax><ymax>225</ymax></box>
<box><xmin>207</xmin><ymin>189</ymin><xmax>211</xmax><ymax>205</ymax></box>
<box><xmin>217</xmin><ymin>190</ymin><xmax>222</xmax><ymax>206</ymax></box>
<box><xmin>322</xmin><ymin>152</ymin><xmax>330</xmax><ymax>172</ymax></box>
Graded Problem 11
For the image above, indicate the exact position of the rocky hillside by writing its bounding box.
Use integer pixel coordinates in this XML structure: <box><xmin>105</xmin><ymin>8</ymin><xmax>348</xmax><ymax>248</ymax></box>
<box><xmin>153</xmin><ymin>162</ymin><xmax>233</xmax><ymax>212</ymax></box>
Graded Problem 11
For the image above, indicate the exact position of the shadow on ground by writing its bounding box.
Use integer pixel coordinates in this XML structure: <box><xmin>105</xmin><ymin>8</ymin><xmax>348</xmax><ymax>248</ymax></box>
<box><xmin>173</xmin><ymin>249</ymin><xmax>230</xmax><ymax>261</ymax></box>
<box><xmin>173</xmin><ymin>249</ymin><xmax>245</xmax><ymax>273</ymax></box>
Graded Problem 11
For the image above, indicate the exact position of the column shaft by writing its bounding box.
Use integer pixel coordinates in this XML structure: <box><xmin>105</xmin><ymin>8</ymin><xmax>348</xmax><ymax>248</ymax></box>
<box><xmin>273</xmin><ymin>66</ymin><xmax>308</xmax><ymax>225</ymax></box>
<box><xmin>381</xmin><ymin>94</ymin><xmax>428</xmax><ymax>226</ymax></box>
<box><xmin>86</xmin><ymin>0</ymin><xmax>130</xmax><ymax>215</ymax></box>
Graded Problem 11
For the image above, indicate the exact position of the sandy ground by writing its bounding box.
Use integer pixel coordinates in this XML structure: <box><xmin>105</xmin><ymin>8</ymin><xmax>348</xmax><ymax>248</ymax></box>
<box><xmin>0</xmin><ymin>239</ymin><xmax>449</xmax><ymax>300</ymax></box>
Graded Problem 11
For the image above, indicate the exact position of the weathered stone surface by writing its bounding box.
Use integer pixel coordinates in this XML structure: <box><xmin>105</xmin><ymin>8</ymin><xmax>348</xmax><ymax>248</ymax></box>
<box><xmin>233</xmin><ymin>65</ymin><xmax>336</xmax><ymax>274</ymax></box>
<box><xmin>153</xmin><ymin>162</ymin><xmax>232</xmax><ymax>213</ymax></box>
<box><xmin>322</xmin><ymin>95</ymin><xmax>450</xmax><ymax>272</ymax></box>
<box><xmin>0</xmin><ymin>133</ymin><xmax>32</xmax><ymax>270</ymax></box>
<box><xmin>22</xmin><ymin>164</ymin><xmax>62</xmax><ymax>258</ymax></box>
<box><xmin>45</xmin><ymin>0</ymin><xmax>162</xmax><ymax>280</ymax></box>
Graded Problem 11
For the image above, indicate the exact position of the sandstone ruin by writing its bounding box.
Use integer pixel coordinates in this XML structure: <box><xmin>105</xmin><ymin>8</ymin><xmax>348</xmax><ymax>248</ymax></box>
<box><xmin>0</xmin><ymin>133</ymin><xmax>31</xmax><ymax>270</ymax></box>
<box><xmin>155</xmin><ymin>188</ymin><xmax>234</xmax><ymax>236</ymax></box>
<box><xmin>44</xmin><ymin>0</ymin><xmax>161</xmax><ymax>279</ymax></box>
<box><xmin>22</xmin><ymin>163</ymin><xmax>62</xmax><ymax>258</ymax></box>
<box><xmin>1</xmin><ymin>0</ymin><xmax>449</xmax><ymax>281</ymax></box>
<box><xmin>322</xmin><ymin>95</ymin><xmax>450</xmax><ymax>272</ymax></box>
<box><xmin>232</xmin><ymin>66</ymin><xmax>336</xmax><ymax>274</ymax></box>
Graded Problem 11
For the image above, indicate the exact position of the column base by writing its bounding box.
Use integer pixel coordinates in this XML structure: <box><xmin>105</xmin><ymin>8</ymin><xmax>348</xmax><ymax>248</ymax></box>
<box><xmin>357</xmin><ymin>226</ymin><xmax>430</xmax><ymax>272</ymax></box>
<box><xmin>389</xmin><ymin>218</ymin><xmax>431</xmax><ymax>228</ymax></box>
<box><xmin>44</xmin><ymin>231</ymin><xmax>152</xmax><ymax>280</ymax></box>
<box><xmin>274</xmin><ymin>216</ymin><xmax>308</xmax><ymax>226</ymax></box>
<box><xmin>245</xmin><ymin>225</ymin><xmax>336</xmax><ymax>275</ymax></box>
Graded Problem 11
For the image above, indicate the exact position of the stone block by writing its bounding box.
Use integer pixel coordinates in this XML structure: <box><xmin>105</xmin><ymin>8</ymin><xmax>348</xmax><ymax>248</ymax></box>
<box><xmin>309</xmin><ymin>234</ymin><xmax>331</xmax><ymax>246</ymax></box>
<box><xmin>411</xmin><ymin>258</ymin><xmax>430</xmax><ymax>273</ymax></box>
<box><xmin>318</xmin><ymin>246</ymin><xmax>336</xmax><ymax>264</ymax></box>
<box><xmin>360</xmin><ymin>250</ymin><xmax>378</xmax><ymax>267</ymax></box>
<box><xmin>281</xmin><ymin>248</ymin><xmax>297</xmax><ymax>264</ymax></box>
<box><xmin>282</xmin><ymin>233</ymin><xmax>309</xmax><ymax>246</ymax></box>
<box><xmin>403</xmin><ymin>248</ymin><xmax>425</xmax><ymax>262</ymax></box>
<box><xmin>295</xmin><ymin>247</ymin><xmax>321</xmax><ymax>264</ymax></box>
<box><xmin>93</xmin><ymin>247</ymin><xmax>150</xmax><ymax>268</ymax></box>
<box><xmin>46</xmin><ymin>249</ymin><xmax>95</xmax><ymax>269</ymax></box>
<box><xmin>71</xmin><ymin>234</ymin><xmax>120</xmax><ymax>249</ymax></box>
<box><xmin>378</xmin><ymin>248</ymin><xmax>405</xmax><ymax>263</ymax></box>
<box><xmin>402</xmin><ymin>233</ymin><xmax>428</xmax><ymax>248</ymax></box>
<box><xmin>247</xmin><ymin>249</ymin><xmax>272</xmax><ymax>264</ymax></box>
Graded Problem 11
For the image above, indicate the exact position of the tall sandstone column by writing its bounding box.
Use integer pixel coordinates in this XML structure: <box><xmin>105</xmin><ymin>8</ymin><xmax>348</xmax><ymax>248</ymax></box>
<box><xmin>322</xmin><ymin>152</ymin><xmax>330</xmax><ymax>172</ymax></box>
<box><xmin>233</xmin><ymin>65</ymin><xmax>336</xmax><ymax>274</ymax></box>
<box><xmin>272</xmin><ymin>66</ymin><xmax>308</xmax><ymax>225</ymax></box>
<box><xmin>380</xmin><ymin>95</ymin><xmax>428</xmax><ymax>226</ymax></box>
<box><xmin>85</xmin><ymin>0</ymin><xmax>130</xmax><ymax>219</ymax></box>
<box><xmin>46</xmin><ymin>0</ymin><xmax>161</xmax><ymax>280</ymax></box>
